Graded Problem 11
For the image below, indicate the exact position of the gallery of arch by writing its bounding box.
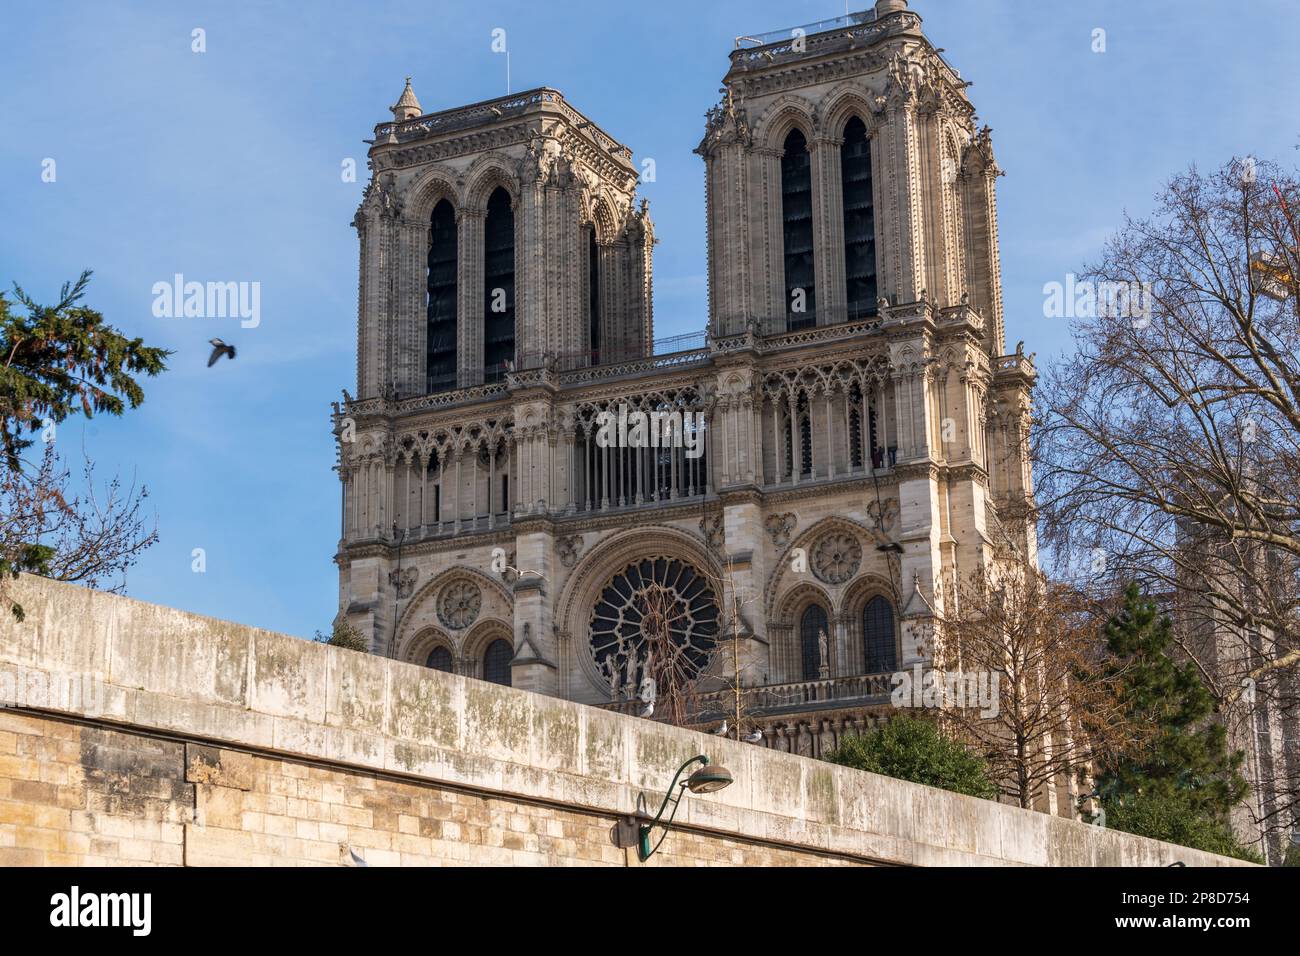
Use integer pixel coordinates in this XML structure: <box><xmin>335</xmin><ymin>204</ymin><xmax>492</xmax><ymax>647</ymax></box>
<box><xmin>335</xmin><ymin>1</ymin><xmax>1044</xmax><ymax>800</ymax></box>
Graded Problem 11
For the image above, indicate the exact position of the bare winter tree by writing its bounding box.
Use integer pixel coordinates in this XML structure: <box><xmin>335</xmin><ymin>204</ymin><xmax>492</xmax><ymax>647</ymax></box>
<box><xmin>940</xmin><ymin>547</ymin><xmax>1134</xmax><ymax>812</ymax></box>
<box><xmin>693</xmin><ymin>555</ymin><xmax>768</xmax><ymax>741</ymax></box>
<box><xmin>1035</xmin><ymin>158</ymin><xmax>1300</xmax><ymax>848</ymax></box>
<box><xmin>636</xmin><ymin>581</ymin><xmax>702</xmax><ymax>727</ymax></box>
<box><xmin>1</xmin><ymin>442</ymin><xmax>158</xmax><ymax>620</ymax></box>
<box><xmin>0</xmin><ymin>272</ymin><xmax>167</xmax><ymax>619</ymax></box>
<box><xmin>633</xmin><ymin>553</ymin><xmax>768</xmax><ymax>737</ymax></box>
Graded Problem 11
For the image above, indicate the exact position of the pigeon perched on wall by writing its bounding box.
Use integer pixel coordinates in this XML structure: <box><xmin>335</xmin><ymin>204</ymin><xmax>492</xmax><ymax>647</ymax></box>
<box><xmin>742</xmin><ymin>730</ymin><xmax>763</xmax><ymax>744</ymax></box>
<box><xmin>207</xmin><ymin>338</ymin><xmax>236</xmax><ymax>367</ymax></box>
<box><xmin>713</xmin><ymin>720</ymin><xmax>728</xmax><ymax>736</ymax></box>
<box><xmin>341</xmin><ymin>845</ymin><xmax>368</xmax><ymax>867</ymax></box>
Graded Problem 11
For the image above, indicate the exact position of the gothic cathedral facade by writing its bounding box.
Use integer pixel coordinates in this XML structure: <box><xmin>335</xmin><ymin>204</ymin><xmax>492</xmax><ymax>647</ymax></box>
<box><xmin>334</xmin><ymin>1</ymin><xmax>1037</xmax><ymax>772</ymax></box>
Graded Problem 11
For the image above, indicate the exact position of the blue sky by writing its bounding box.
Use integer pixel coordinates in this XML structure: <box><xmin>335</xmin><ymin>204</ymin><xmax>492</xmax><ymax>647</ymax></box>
<box><xmin>1</xmin><ymin>0</ymin><xmax>1297</xmax><ymax>637</ymax></box>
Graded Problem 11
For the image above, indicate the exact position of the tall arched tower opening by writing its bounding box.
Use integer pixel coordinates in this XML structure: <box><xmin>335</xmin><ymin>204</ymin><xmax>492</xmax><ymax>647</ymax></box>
<box><xmin>334</xmin><ymin>2</ymin><xmax>1041</xmax><ymax>803</ymax></box>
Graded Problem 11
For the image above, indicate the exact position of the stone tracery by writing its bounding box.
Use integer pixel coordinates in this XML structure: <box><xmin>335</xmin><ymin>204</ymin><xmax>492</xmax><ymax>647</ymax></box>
<box><xmin>338</xmin><ymin>1</ymin><xmax>1040</xmax><ymax>769</ymax></box>
<box><xmin>588</xmin><ymin>557</ymin><xmax>719</xmax><ymax>707</ymax></box>
<box><xmin>811</xmin><ymin>531</ymin><xmax>863</xmax><ymax>585</ymax></box>
<box><xmin>438</xmin><ymin>580</ymin><xmax>482</xmax><ymax>630</ymax></box>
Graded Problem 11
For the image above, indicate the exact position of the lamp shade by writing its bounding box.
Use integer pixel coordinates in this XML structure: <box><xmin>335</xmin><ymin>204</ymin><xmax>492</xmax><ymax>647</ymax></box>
<box><xmin>685</xmin><ymin>764</ymin><xmax>734</xmax><ymax>794</ymax></box>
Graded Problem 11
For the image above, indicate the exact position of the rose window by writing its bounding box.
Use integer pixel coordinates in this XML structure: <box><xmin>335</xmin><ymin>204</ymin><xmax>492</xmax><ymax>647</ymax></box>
<box><xmin>811</xmin><ymin>532</ymin><xmax>862</xmax><ymax>585</ymax></box>
<box><xmin>589</xmin><ymin>557</ymin><xmax>719</xmax><ymax>700</ymax></box>
<box><xmin>437</xmin><ymin>580</ymin><xmax>481</xmax><ymax>630</ymax></box>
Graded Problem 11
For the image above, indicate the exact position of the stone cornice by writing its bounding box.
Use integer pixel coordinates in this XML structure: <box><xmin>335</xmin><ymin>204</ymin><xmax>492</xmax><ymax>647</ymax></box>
<box><xmin>992</xmin><ymin>352</ymin><xmax>1038</xmax><ymax>387</ymax></box>
<box><xmin>345</xmin><ymin>383</ymin><xmax>511</xmax><ymax>419</ymax></box>
<box><xmin>941</xmin><ymin>462</ymin><xmax>990</xmax><ymax>489</ymax></box>
<box><xmin>371</xmin><ymin>87</ymin><xmax>636</xmax><ymax>175</ymax></box>
<box><xmin>338</xmin><ymin>526</ymin><xmax>516</xmax><ymax>563</ymax></box>
<box><xmin>759</xmin><ymin>473</ymin><xmax>897</xmax><ymax>506</ymax></box>
<box><xmin>551</xmin><ymin>498</ymin><xmax>720</xmax><ymax>535</ymax></box>
<box><xmin>716</xmin><ymin>485</ymin><xmax>763</xmax><ymax>508</ymax></box>
<box><xmin>726</xmin><ymin>12</ymin><xmax>918</xmax><ymax>81</ymax></box>
<box><xmin>511</xmin><ymin>513</ymin><xmax>556</xmax><ymax>535</ymax></box>
<box><xmin>506</xmin><ymin>377</ymin><xmax>561</xmax><ymax>401</ymax></box>
<box><xmin>374</xmin><ymin>122</ymin><xmax>536</xmax><ymax>172</ymax></box>
<box><xmin>726</xmin><ymin>27</ymin><xmax>971</xmax><ymax>121</ymax></box>
<box><xmin>892</xmin><ymin>461</ymin><xmax>940</xmax><ymax>484</ymax></box>
<box><xmin>345</xmin><ymin>312</ymin><xmax>975</xmax><ymax>433</ymax></box>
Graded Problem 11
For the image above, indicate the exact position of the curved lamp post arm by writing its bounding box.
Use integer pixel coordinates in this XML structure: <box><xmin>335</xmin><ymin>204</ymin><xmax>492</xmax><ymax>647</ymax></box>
<box><xmin>637</xmin><ymin>755</ymin><xmax>709</xmax><ymax>861</ymax></box>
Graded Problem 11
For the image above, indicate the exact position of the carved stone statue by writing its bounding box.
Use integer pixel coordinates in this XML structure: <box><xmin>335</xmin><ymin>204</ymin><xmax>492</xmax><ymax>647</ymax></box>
<box><xmin>602</xmin><ymin>656</ymin><xmax>621</xmax><ymax>702</ymax></box>
<box><xmin>638</xmin><ymin>674</ymin><xmax>657</xmax><ymax>707</ymax></box>
<box><xmin>623</xmin><ymin>651</ymin><xmax>638</xmax><ymax>698</ymax></box>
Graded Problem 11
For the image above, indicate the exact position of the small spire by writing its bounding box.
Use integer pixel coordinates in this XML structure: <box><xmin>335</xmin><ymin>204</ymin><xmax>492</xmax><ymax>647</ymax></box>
<box><xmin>390</xmin><ymin>77</ymin><xmax>422</xmax><ymax>121</ymax></box>
<box><xmin>875</xmin><ymin>0</ymin><xmax>908</xmax><ymax>15</ymax></box>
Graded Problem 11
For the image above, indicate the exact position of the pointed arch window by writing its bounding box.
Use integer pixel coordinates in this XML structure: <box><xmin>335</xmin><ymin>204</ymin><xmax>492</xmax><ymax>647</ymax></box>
<box><xmin>427</xmin><ymin>199</ymin><xmax>457</xmax><ymax>393</ymax></box>
<box><xmin>799</xmin><ymin>401</ymin><xmax>812</xmax><ymax>477</ymax></box>
<box><xmin>849</xmin><ymin>386</ymin><xmax>864</xmax><ymax>469</ymax></box>
<box><xmin>781</xmin><ymin>128</ymin><xmax>815</xmax><ymax>331</ymax></box>
<box><xmin>483</xmin><ymin>638</ymin><xmax>513</xmax><ymax>686</ymax></box>
<box><xmin>483</xmin><ymin>187</ymin><xmax>515</xmax><ymax>382</ymax></box>
<box><xmin>588</xmin><ymin>226</ymin><xmax>601</xmax><ymax>362</ymax></box>
<box><xmin>862</xmin><ymin>595</ymin><xmax>897</xmax><ymax>673</ymax></box>
<box><xmin>426</xmin><ymin>646</ymin><xmax>453</xmax><ymax>673</ymax></box>
<box><xmin>840</xmin><ymin>116</ymin><xmax>877</xmax><ymax>321</ymax></box>
<box><xmin>781</xmin><ymin>407</ymin><xmax>792</xmax><ymax>480</ymax></box>
<box><xmin>780</xmin><ymin>393</ymin><xmax>814</xmax><ymax>480</ymax></box>
<box><xmin>800</xmin><ymin>604</ymin><xmax>829</xmax><ymax>681</ymax></box>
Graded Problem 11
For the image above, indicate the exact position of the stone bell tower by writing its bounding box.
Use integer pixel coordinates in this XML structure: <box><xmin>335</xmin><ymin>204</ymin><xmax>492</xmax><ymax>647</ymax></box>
<box><xmin>352</xmin><ymin>83</ymin><xmax>655</xmax><ymax>401</ymax></box>
<box><xmin>695</xmin><ymin>0</ymin><xmax>1033</xmax><ymax>672</ymax></box>
<box><xmin>335</xmin><ymin>3</ymin><xmax>1042</xmax><ymax>775</ymax></box>
<box><xmin>701</xmin><ymin>0</ymin><xmax>1005</xmax><ymax>354</ymax></box>
<box><xmin>339</xmin><ymin>82</ymin><xmax>658</xmax><ymax>689</ymax></box>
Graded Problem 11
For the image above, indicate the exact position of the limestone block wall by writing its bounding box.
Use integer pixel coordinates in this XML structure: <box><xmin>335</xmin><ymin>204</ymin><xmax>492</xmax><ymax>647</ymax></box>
<box><xmin>0</xmin><ymin>576</ymin><xmax>1248</xmax><ymax>867</ymax></box>
<box><xmin>0</xmin><ymin>712</ymin><xmax>854</xmax><ymax>867</ymax></box>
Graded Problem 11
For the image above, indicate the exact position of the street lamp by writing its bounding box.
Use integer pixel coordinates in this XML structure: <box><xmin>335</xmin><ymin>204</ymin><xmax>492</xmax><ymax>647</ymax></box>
<box><xmin>637</xmin><ymin>755</ymin><xmax>734</xmax><ymax>862</ymax></box>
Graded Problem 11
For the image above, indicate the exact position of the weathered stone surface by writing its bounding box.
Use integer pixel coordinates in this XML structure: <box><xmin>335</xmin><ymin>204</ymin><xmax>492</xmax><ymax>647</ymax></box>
<box><xmin>0</xmin><ymin>576</ymin><xmax>1251</xmax><ymax>866</ymax></box>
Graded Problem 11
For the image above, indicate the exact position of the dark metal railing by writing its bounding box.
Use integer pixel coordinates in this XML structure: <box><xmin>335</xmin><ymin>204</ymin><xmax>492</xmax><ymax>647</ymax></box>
<box><xmin>735</xmin><ymin>9</ymin><xmax>876</xmax><ymax>49</ymax></box>
<box><xmin>599</xmin><ymin>671</ymin><xmax>896</xmax><ymax>721</ymax></box>
<box><xmin>515</xmin><ymin>330</ymin><xmax>707</xmax><ymax>373</ymax></box>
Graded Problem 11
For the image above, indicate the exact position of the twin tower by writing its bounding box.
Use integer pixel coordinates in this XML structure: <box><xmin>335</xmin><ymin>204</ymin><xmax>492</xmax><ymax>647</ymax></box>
<box><xmin>339</xmin><ymin>0</ymin><xmax>1038</xmax><ymax>776</ymax></box>
<box><xmin>350</xmin><ymin>0</ymin><xmax>1007</xmax><ymax>404</ymax></box>
<box><xmin>352</xmin><ymin>82</ymin><xmax>653</xmax><ymax>400</ymax></box>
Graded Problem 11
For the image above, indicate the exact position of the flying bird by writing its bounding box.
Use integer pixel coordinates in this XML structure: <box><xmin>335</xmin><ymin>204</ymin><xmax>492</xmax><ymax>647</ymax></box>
<box><xmin>713</xmin><ymin>720</ymin><xmax>729</xmax><ymax>736</ymax></box>
<box><xmin>207</xmin><ymin>338</ymin><xmax>236</xmax><ymax>367</ymax></box>
<box><xmin>742</xmin><ymin>730</ymin><xmax>763</xmax><ymax>744</ymax></box>
<box><xmin>501</xmin><ymin>565</ymin><xmax>543</xmax><ymax>580</ymax></box>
